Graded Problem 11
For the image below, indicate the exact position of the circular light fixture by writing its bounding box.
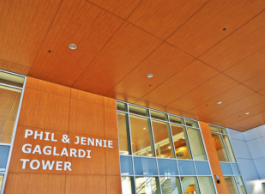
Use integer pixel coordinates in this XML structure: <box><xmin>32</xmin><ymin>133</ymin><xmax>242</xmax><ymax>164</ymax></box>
<box><xmin>69</xmin><ymin>44</ymin><xmax>77</xmax><ymax>49</ymax></box>
<box><xmin>246</xmin><ymin>112</ymin><xmax>250</xmax><ymax>115</ymax></box>
<box><xmin>147</xmin><ymin>74</ymin><xmax>153</xmax><ymax>78</ymax></box>
<box><xmin>168</xmin><ymin>146</ymin><xmax>171</xmax><ymax>149</ymax></box>
<box><xmin>143</xmin><ymin>128</ymin><xmax>146</xmax><ymax>130</ymax></box>
<box><xmin>218</xmin><ymin>101</ymin><xmax>222</xmax><ymax>104</ymax></box>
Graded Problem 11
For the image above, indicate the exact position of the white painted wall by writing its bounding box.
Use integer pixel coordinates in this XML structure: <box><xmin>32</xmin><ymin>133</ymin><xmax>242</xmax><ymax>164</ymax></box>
<box><xmin>227</xmin><ymin>127</ymin><xmax>265</xmax><ymax>194</ymax></box>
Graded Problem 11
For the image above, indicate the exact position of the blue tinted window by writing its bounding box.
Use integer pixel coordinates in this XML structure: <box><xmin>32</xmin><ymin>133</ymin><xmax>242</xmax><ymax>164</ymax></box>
<box><xmin>231</xmin><ymin>163</ymin><xmax>240</xmax><ymax>175</ymax></box>
<box><xmin>158</xmin><ymin>159</ymin><xmax>178</xmax><ymax>175</ymax></box>
<box><xmin>195</xmin><ymin>161</ymin><xmax>211</xmax><ymax>175</ymax></box>
<box><xmin>220</xmin><ymin>162</ymin><xmax>233</xmax><ymax>175</ymax></box>
<box><xmin>0</xmin><ymin>145</ymin><xmax>10</xmax><ymax>168</ymax></box>
<box><xmin>120</xmin><ymin>156</ymin><xmax>133</xmax><ymax>175</ymax></box>
<box><xmin>134</xmin><ymin>157</ymin><xmax>158</xmax><ymax>175</ymax></box>
<box><xmin>178</xmin><ymin>160</ymin><xmax>196</xmax><ymax>175</ymax></box>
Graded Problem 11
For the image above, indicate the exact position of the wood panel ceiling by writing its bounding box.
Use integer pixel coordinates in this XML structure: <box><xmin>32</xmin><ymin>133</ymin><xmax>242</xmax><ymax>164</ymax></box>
<box><xmin>1</xmin><ymin>0</ymin><xmax>265</xmax><ymax>131</ymax></box>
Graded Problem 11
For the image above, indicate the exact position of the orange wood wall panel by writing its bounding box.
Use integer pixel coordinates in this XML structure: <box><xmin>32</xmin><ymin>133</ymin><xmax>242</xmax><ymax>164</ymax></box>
<box><xmin>5</xmin><ymin>77</ymin><xmax>121</xmax><ymax>194</ymax></box>
<box><xmin>4</xmin><ymin>174</ymin><xmax>65</xmax><ymax>194</ymax></box>
<box><xmin>199</xmin><ymin>121</ymin><xmax>229</xmax><ymax>194</ymax></box>
<box><xmin>65</xmin><ymin>175</ymin><xmax>107</xmax><ymax>194</ymax></box>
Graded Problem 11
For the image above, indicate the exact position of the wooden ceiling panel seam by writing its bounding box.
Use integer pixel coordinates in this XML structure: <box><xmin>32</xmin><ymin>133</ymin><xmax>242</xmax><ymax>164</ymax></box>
<box><xmin>29</xmin><ymin>0</ymin><xmax>64</xmax><ymax>69</ymax></box>
<box><xmin>130</xmin><ymin>57</ymin><xmax>197</xmax><ymax>102</ymax></box>
<box><xmin>223</xmin><ymin>46</ymin><xmax>265</xmax><ymax>81</ymax></box>
<box><xmin>233</xmin><ymin>111</ymin><xmax>265</xmax><ymax>128</ymax></box>
<box><xmin>103</xmin><ymin>41</ymin><xmax>173</xmax><ymax>95</ymax></box>
<box><xmin>165</xmin><ymin>73</ymin><xmax>227</xmax><ymax>107</ymax></box>
<box><xmin>164</xmin><ymin>0</ymin><xmax>211</xmax><ymax>41</ymax></box>
<box><xmin>70</xmin><ymin>20</ymin><xmax>127</xmax><ymax>86</ymax></box>
<box><xmin>197</xmin><ymin>9</ymin><xmax>265</xmax><ymax>68</ymax></box>
<box><xmin>204</xmin><ymin>92</ymin><xmax>265</xmax><ymax>120</ymax></box>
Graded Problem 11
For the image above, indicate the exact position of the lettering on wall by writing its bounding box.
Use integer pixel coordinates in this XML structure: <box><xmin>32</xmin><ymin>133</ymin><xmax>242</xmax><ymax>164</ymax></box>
<box><xmin>20</xmin><ymin>129</ymin><xmax>113</xmax><ymax>171</ymax></box>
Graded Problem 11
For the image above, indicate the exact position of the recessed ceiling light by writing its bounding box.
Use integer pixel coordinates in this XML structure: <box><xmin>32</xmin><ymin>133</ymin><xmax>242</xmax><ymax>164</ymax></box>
<box><xmin>246</xmin><ymin>112</ymin><xmax>250</xmax><ymax>115</ymax></box>
<box><xmin>168</xmin><ymin>146</ymin><xmax>171</xmax><ymax>148</ymax></box>
<box><xmin>218</xmin><ymin>101</ymin><xmax>222</xmax><ymax>104</ymax></box>
<box><xmin>147</xmin><ymin>74</ymin><xmax>153</xmax><ymax>78</ymax></box>
<box><xmin>69</xmin><ymin>44</ymin><xmax>77</xmax><ymax>49</ymax></box>
<box><xmin>143</xmin><ymin>128</ymin><xmax>146</xmax><ymax>130</ymax></box>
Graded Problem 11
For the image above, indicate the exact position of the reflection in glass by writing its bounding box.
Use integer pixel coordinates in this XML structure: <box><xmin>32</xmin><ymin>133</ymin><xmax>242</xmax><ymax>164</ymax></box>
<box><xmin>178</xmin><ymin>160</ymin><xmax>196</xmax><ymax>175</ymax></box>
<box><xmin>222</xmin><ymin>135</ymin><xmax>236</xmax><ymax>162</ymax></box>
<box><xmin>0</xmin><ymin>71</ymin><xmax>24</xmax><ymax>87</ymax></box>
<box><xmin>134</xmin><ymin>157</ymin><xmax>158</xmax><ymax>176</ymax></box>
<box><xmin>158</xmin><ymin>159</ymin><xmax>178</xmax><ymax>175</ymax></box>
<box><xmin>151</xmin><ymin>111</ymin><xmax>168</xmax><ymax>121</ymax></box>
<box><xmin>234</xmin><ymin>176</ymin><xmax>247</xmax><ymax>194</ymax></box>
<box><xmin>129</xmin><ymin>105</ymin><xmax>149</xmax><ymax>117</ymax></box>
<box><xmin>120</xmin><ymin>156</ymin><xmax>133</xmax><ymax>176</ymax></box>
<box><xmin>220</xmin><ymin>127</ymin><xmax>227</xmax><ymax>134</ymax></box>
<box><xmin>169</xmin><ymin>115</ymin><xmax>184</xmax><ymax>125</ymax></box>
<box><xmin>135</xmin><ymin>177</ymin><xmax>159</xmax><ymax>194</ymax></box>
<box><xmin>171</xmin><ymin>124</ymin><xmax>192</xmax><ymax>160</ymax></box>
<box><xmin>152</xmin><ymin>120</ymin><xmax>174</xmax><ymax>158</ymax></box>
<box><xmin>121</xmin><ymin>177</ymin><xmax>133</xmax><ymax>194</ymax></box>
<box><xmin>0</xmin><ymin>175</ymin><xmax>3</xmax><ymax>191</ymax></box>
<box><xmin>198</xmin><ymin>177</ymin><xmax>216</xmax><ymax>194</ymax></box>
<box><xmin>130</xmin><ymin>115</ymin><xmax>154</xmax><ymax>156</ymax></box>
<box><xmin>224</xmin><ymin>176</ymin><xmax>239</xmax><ymax>194</ymax></box>
<box><xmin>210</xmin><ymin>125</ymin><xmax>219</xmax><ymax>133</ymax></box>
<box><xmin>211</xmin><ymin>133</ymin><xmax>229</xmax><ymax>161</ymax></box>
<box><xmin>185</xmin><ymin>119</ymin><xmax>199</xmax><ymax>128</ymax></box>
<box><xmin>181</xmin><ymin>177</ymin><xmax>200</xmax><ymax>194</ymax></box>
<box><xmin>0</xmin><ymin>86</ymin><xmax>21</xmax><ymax>144</ymax></box>
<box><xmin>187</xmin><ymin>128</ymin><xmax>207</xmax><ymax>160</ymax></box>
<box><xmin>118</xmin><ymin>113</ymin><xmax>131</xmax><ymax>155</ymax></box>
<box><xmin>117</xmin><ymin>102</ymin><xmax>127</xmax><ymax>112</ymax></box>
<box><xmin>160</xmin><ymin>177</ymin><xmax>181</xmax><ymax>194</ymax></box>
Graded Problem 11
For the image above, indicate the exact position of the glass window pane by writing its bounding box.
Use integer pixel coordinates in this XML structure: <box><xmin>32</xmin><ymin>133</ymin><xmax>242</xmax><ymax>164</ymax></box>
<box><xmin>234</xmin><ymin>176</ymin><xmax>247</xmax><ymax>194</ymax></box>
<box><xmin>152</xmin><ymin>120</ymin><xmax>174</xmax><ymax>158</ymax></box>
<box><xmin>187</xmin><ymin>127</ymin><xmax>207</xmax><ymax>160</ymax></box>
<box><xmin>158</xmin><ymin>159</ymin><xmax>178</xmax><ymax>175</ymax></box>
<box><xmin>120</xmin><ymin>156</ymin><xmax>133</xmax><ymax>176</ymax></box>
<box><xmin>121</xmin><ymin>177</ymin><xmax>133</xmax><ymax>194</ymax></box>
<box><xmin>151</xmin><ymin>111</ymin><xmax>168</xmax><ymax>121</ymax></box>
<box><xmin>129</xmin><ymin>105</ymin><xmax>149</xmax><ymax>117</ymax></box>
<box><xmin>118</xmin><ymin>113</ymin><xmax>131</xmax><ymax>155</ymax></box>
<box><xmin>160</xmin><ymin>177</ymin><xmax>181</xmax><ymax>194</ymax></box>
<box><xmin>117</xmin><ymin>102</ymin><xmax>127</xmax><ymax>111</ymax></box>
<box><xmin>210</xmin><ymin>125</ymin><xmax>219</xmax><ymax>133</ymax></box>
<box><xmin>224</xmin><ymin>176</ymin><xmax>239</xmax><ymax>194</ymax></box>
<box><xmin>185</xmin><ymin>119</ymin><xmax>199</xmax><ymax>128</ymax></box>
<box><xmin>0</xmin><ymin>145</ymin><xmax>10</xmax><ymax>168</ymax></box>
<box><xmin>169</xmin><ymin>115</ymin><xmax>184</xmax><ymax>125</ymax></box>
<box><xmin>220</xmin><ymin>127</ymin><xmax>227</xmax><ymax>134</ymax></box>
<box><xmin>0</xmin><ymin>175</ymin><xmax>3</xmax><ymax>191</ymax></box>
<box><xmin>0</xmin><ymin>71</ymin><xmax>24</xmax><ymax>87</ymax></box>
<box><xmin>0</xmin><ymin>85</ymin><xmax>21</xmax><ymax>144</ymax></box>
<box><xmin>232</xmin><ymin>163</ymin><xmax>240</xmax><ymax>175</ymax></box>
<box><xmin>195</xmin><ymin>161</ymin><xmax>211</xmax><ymax>175</ymax></box>
<box><xmin>222</xmin><ymin>135</ymin><xmax>236</xmax><ymax>162</ymax></box>
<box><xmin>134</xmin><ymin>157</ymin><xmax>158</xmax><ymax>175</ymax></box>
<box><xmin>220</xmin><ymin>162</ymin><xmax>233</xmax><ymax>175</ymax></box>
<box><xmin>198</xmin><ymin>177</ymin><xmax>216</xmax><ymax>194</ymax></box>
<box><xmin>135</xmin><ymin>177</ymin><xmax>160</xmax><ymax>194</ymax></box>
<box><xmin>211</xmin><ymin>133</ymin><xmax>229</xmax><ymax>161</ymax></box>
<box><xmin>181</xmin><ymin>177</ymin><xmax>201</xmax><ymax>194</ymax></box>
<box><xmin>171</xmin><ymin>124</ymin><xmax>192</xmax><ymax>160</ymax></box>
<box><xmin>178</xmin><ymin>160</ymin><xmax>196</xmax><ymax>175</ymax></box>
<box><xmin>130</xmin><ymin>115</ymin><xmax>154</xmax><ymax>157</ymax></box>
